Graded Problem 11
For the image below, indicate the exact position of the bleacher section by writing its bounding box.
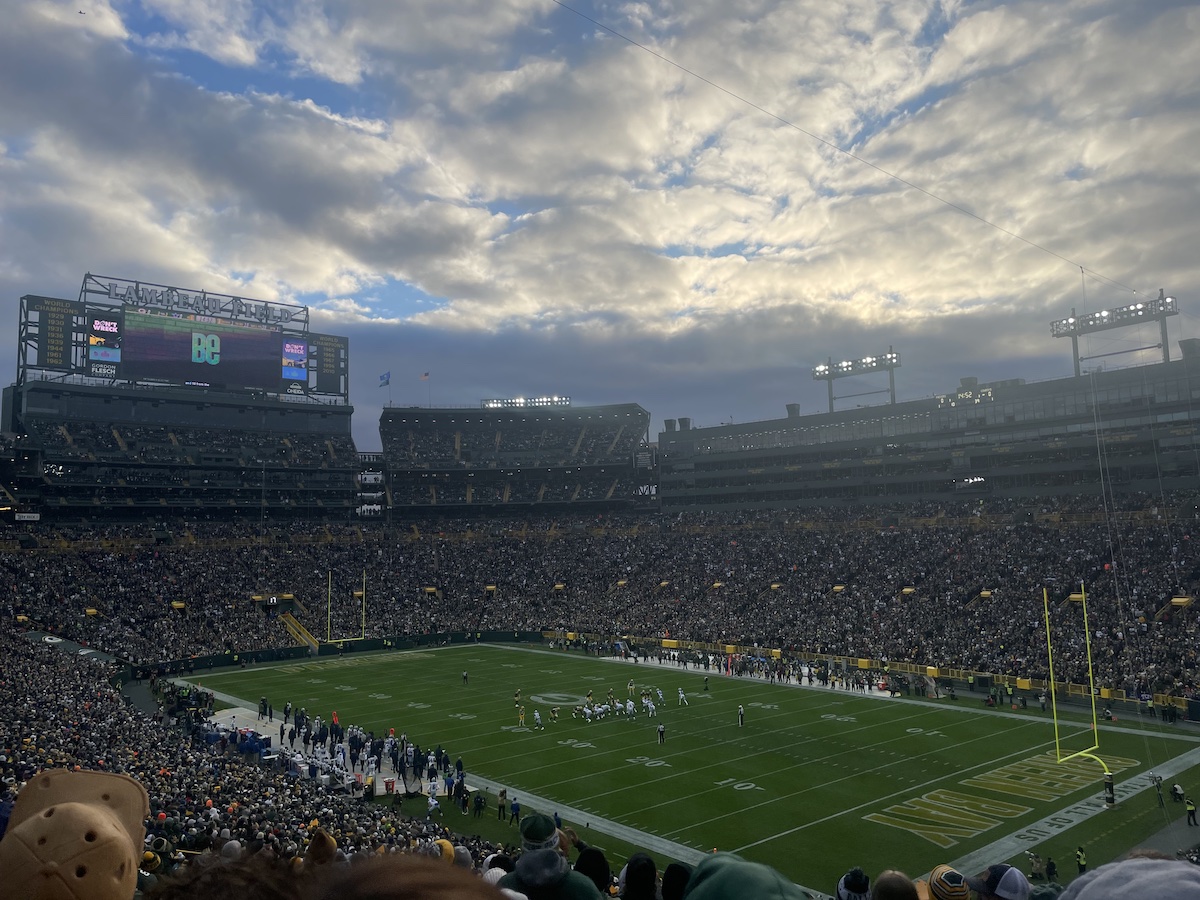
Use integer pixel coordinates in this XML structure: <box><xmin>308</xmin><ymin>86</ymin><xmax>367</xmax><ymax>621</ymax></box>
<box><xmin>7</xmin><ymin>381</ymin><xmax>357</xmax><ymax>514</ymax></box>
<box><xmin>379</xmin><ymin>403</ymin><xmax>650</xmax><ymax>510</ymax></box>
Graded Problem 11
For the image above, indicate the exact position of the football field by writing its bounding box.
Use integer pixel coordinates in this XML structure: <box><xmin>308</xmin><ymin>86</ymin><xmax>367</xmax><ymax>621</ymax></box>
<box><xmin>194</xmin><ymin>644</ymin><xmax>1200</xmax><ymax>891</ymax></box>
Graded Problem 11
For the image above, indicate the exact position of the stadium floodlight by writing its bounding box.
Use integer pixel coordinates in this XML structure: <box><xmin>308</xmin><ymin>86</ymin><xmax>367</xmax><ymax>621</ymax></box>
<box><xmin>1051</xmin><ymin>290</ymin><xmax>1179</xmax><ymax>376</ymax></box>
<box><xmin>811</xmin><ymin>347</ymin><xmax>901</xmax><ymax>413</ymax></box>
<box><xmin>481</xmin><ymin>396</ymin><xmax>571</xmax><ymax>409</ymax></box>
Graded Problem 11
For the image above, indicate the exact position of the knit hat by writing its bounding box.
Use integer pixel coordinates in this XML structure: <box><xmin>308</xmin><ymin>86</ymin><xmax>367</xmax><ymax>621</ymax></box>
<box><xmin>0</xmin><ymin>769</ymin><xmax>149</xmax><ymax>900</ymax></box>
<box><xmin>623</xmin><ymin>852</ymin><xmax>658</xmax><ymax>900</ymax></box>
<box><xmin>519</xmin><ymin>813</ymin><xmax>559</xmax><ymax>851</ymax></box>
<box><xmin>684</xmin><ymin>851</ymin><xmax>809</xmax><ymax>900</ymax></box>
<box><xmin>923</xmin><ymin>864</ymin><xmax>970</xmax><ymax>900</ymax></box>
<box><xmin>1058</xmin><ymin>858</ymin><xmax>1200</xmax><ymax>900</ymax></box>
<box><xmin>485</xmin><ymin>853</ymin><xmax>515</xmax><ymax>874</ymax></box>
<box><xmin>838</xmin><ymin>866</ymin><xmax>872</xmax><ymax>900</ymax></box>
<box><xmin>452</xmin><ymin>845</ymin><xmax>473</xmax><ymax>869</ymax></box>
<box><xmin>662</xmin><ymin>861</ymin><xmax>694</xmax><ymax>900</ymax></box>
<box><xmin>967</xmin><ymin>865</ymin><xmax>1031</xmax><ymax>900</ymax></box>
<box><xmin>415</xmin><ymin>842</ymin><xmax>442</xmax><ymax>860</ymax></box>
<box><xmin>221</xmin><ymin>839</ymin><xmax>243</xmax><ymax>860</ymax></box>
<box><xmin>575</xmin><ymin>847</ymin><xmax>614</xmax><ymax>895</ymax></box>
<box><xmin>434</xmin><ymin>838</ymin><xmax>455</xmax><ymax>862</ymax></box>
<box><xmin>305</xmin><ymin>828</ymin><xmax>338</xmax><ymax>866</ymax></box>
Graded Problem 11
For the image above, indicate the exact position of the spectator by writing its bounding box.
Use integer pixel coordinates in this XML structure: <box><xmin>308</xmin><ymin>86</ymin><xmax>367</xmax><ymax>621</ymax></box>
<box><xmin>684</xmin><ymin>851</ymin><xmax>811</xmax><ymax>900</ymax></box>
<box><xmin>967</xmin><ymin>864</ymin><xmax>1031</xmax><ymax>900</ymax></box>
<box><xmin>1056</xmin><ymin>857</ymin><xmax>1200</xmax><ymax>900</ymax></box>
<box><xmin>498</xmin><ymin>813</ymin><xmax>602</xmax><ymax>899</ymax></box>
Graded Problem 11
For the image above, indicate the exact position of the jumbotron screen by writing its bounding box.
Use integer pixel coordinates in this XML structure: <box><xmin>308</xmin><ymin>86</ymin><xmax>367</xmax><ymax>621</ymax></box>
<box><xmin>120</xmin><ymin>311</ymin><xmax>299</xmax><ymax>391</ymax></box>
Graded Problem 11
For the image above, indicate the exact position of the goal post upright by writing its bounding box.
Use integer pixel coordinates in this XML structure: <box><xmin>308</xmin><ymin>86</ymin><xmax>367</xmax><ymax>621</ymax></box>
<box><xmin>1043</xmin><ymin>584</ymin><xmax>1114</xmax><ymax>797</ymax></box>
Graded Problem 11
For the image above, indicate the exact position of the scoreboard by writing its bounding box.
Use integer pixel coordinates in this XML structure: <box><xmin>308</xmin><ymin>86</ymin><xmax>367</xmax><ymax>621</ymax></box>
<box><xmin>308</xmin><ymin>332</ymin><xmax>349</xmax><ymax>395</ymax></box>
<box><xmin>18</xmin><ymin>275</ymin><xmax>349</xmax><ymax>402</ymax></box>
<box><xmin>26</xmin><ymin>296</ymin><xmax>83</xmax><ymax>371</ymax></box>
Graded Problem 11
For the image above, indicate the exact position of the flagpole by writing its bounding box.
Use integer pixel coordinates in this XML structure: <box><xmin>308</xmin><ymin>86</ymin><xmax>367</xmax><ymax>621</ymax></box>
<box><xmin>361</xmin><ymin>569</ymin><xmax>366</xmax><ymax>639</ymax></box>
<box><xmin>326</xmin><ymin>569</ymin><xmax>331</xmax><ymax>642</ymax></box>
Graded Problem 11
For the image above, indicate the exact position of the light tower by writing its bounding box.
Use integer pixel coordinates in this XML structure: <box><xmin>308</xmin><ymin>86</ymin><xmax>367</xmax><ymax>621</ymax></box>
<box><xmin>1050</xmin><ymin>290</ymin><xmax>1178</xmax><ymax>377</ymax></box>
<box><xmin>811</xmin><ymin>347</ymin><xmax>900</xmax><ymax>414</ymax></box>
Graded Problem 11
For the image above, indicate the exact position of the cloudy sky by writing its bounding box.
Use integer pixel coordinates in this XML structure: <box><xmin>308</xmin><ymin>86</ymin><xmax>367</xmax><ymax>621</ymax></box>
<box><xmin>2</xmin><ymin>0</ymin><xmax>1197</xmax><ymax>449</ymax></box>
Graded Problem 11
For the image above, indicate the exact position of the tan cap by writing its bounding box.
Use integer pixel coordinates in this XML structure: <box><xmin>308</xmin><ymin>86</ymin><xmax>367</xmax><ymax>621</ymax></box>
<box><xmin>0</xmin><ymin>769</ymin><xmax>149</xmax><ymax>900</ymax></box>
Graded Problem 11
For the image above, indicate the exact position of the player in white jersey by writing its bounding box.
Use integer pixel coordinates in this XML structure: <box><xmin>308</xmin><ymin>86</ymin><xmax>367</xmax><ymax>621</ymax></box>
<box><xmin>656</xmin><ymin>688</ymin><xmax>664</xmax><ymax>703</ymax></box>
<box><xmin>533</xmin><ymin>710</ymin><xmax>544</xmax><ymax>730</ymax></box>
<box><xmin>678</xmin><ymin>688</ymin><xmax>689</xmax><ymax>706</ymax></box>
<box><xmin>646</xmin><ymin>700</ymin><xmax>657</xmax><ymax>717</ymax></box>
<box><xmin>625</xmin><ymin>699</ymin><xmax>635</xmax><ymax>717</ymax></box>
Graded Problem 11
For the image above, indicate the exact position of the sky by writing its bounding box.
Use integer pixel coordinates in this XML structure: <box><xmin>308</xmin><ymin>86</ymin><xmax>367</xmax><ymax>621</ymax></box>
<box><xmin>1</xmin><ymin>0</ymin><xmax>1198</xmax><ymax>450</ymax></box>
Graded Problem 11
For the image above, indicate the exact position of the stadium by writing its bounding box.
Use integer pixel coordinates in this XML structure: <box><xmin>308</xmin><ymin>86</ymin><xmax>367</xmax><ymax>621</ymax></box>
<box><xmin>2</xmin><ymin>274</ymin><xmax>1200</xmax><ymax>898</ymax></box>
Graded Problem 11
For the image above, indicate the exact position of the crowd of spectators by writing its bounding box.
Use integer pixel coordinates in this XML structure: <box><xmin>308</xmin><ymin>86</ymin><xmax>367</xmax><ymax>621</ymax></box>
<box><xmin>380</xmin><ymin>409</ymin><xmax>647</xmax><ymax>471</ymax></box>
<box><xmin>21</xmin><ymin>419</ymin><xmax>355</xmax><ymax>470</ymax></box>
<box><xmin>387</xmin><ymin>472</ymin><xmax>629</xmax><ymax>507</ymax></box>
<box><xmin>11</xmin><ymin>418</ymin><xmax>359</xmax><ymax>511</ymax></box>
<box><xmin>1</xmin><ymin>493</ymin><xmax>1199</xmax><ymax>699</ymax></box>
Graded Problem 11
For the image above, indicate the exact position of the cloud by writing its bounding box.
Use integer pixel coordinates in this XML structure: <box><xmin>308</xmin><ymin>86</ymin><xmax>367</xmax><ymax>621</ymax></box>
<box><xmin>136</xmin><ymin>0</ymin><xmax>266</xmax><ymax>67</ymax></box>
<box><xmin>0</xmin><ymin>0</ymin><xmax>1197</xmax><ymax>451</ymax></box>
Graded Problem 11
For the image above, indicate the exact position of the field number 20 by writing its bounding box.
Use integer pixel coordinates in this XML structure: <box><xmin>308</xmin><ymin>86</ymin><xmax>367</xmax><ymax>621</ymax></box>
<box><xmin>821</xmin><ymin>713</ymin><xmax>857</xmax><ymax>723</ymax></box>
<box><xmin>626</xmin><ymin>756</ymin><xmax>671</xmax><ymax>768</ymax></box>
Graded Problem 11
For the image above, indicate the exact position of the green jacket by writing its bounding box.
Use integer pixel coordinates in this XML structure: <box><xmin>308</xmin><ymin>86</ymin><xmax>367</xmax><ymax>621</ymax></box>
<box><xmin>684</xmin><ymin>852</ymin><xmax>809</xmax><ymax>900</ymax></box>
<box><xmin>499</xmin><ymin>849</ymin><xmax>603</xmax><ymax>900</ymax></box>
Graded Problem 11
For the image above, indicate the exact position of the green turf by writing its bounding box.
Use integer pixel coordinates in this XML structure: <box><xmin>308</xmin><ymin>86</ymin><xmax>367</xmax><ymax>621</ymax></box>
<box><xmin>194</xmin><ymin>644</ymin><xmax>1200</xmax><ymax>890</ymax></box>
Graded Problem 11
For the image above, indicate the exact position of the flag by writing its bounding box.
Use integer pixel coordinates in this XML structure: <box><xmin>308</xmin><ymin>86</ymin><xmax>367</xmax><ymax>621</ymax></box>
<box><xmin>378</xmin><ymin>371</ymin><xmax>390</xmax><ymax>387</ymax></box>
<box><xmin>419</xmin><ymin>372</ymin><xmax>430</xmax><ymax>381</ymax></box>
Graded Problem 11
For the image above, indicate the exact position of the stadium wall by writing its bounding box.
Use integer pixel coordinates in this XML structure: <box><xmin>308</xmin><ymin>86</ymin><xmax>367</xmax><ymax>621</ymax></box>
<box><xmin>658</xmin><ymin>356</ymin><xmax>1200</xmax><ymax>510</ymax></box>
<box><xmin>14</xmin><ymin>380</ymin><xmax>352</xmax><ymax>435</ymax></box>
